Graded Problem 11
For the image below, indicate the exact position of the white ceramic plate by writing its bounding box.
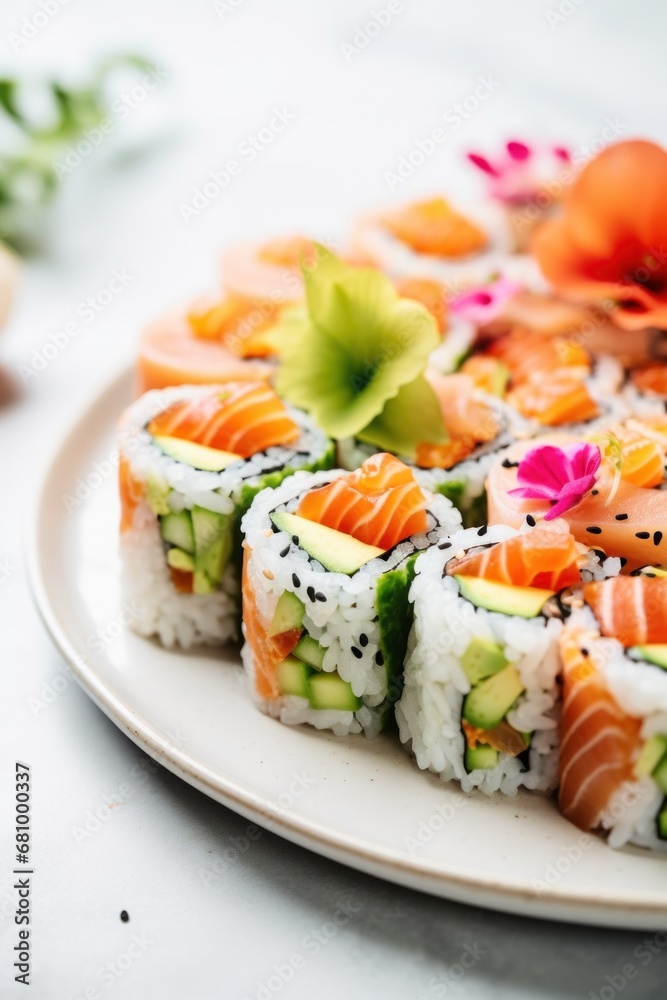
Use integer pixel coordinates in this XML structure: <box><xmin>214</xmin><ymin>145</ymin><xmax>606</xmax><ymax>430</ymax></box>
<box><xmin>28</xmin><ymin>367</ymin><xmax>667</xmax><ymax>930</ymax></box>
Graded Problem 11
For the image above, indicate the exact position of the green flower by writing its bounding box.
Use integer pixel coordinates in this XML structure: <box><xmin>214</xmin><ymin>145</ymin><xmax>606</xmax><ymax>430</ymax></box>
<box><xmin>276</xmin><ymin>248</ymin><xmax>446</xmax><ymax>457</ymax></box>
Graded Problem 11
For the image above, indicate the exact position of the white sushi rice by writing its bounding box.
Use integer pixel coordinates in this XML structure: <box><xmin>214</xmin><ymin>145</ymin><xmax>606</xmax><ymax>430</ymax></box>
<box><xmin>569</xmin><ymin>606</ymin><xmax>667</xmax><ymax>852</ymax></box>
<box><xmin>396</xmin><ymin>524</ymin><xmax>563</xmax><ymax>795</ymax></box>
<box><xmin>241</xmin><ymin>469</ymin><xmax>462</xmax><ymax>737</ymax></box>
<box><xmin>118</xmin><ymin>385</ymin><xmax>333</xmax><ymax>648</ymax></box>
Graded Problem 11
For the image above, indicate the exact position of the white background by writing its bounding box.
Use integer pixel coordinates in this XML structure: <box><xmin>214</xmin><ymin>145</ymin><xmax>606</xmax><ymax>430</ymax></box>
<box><xmin>2</xmin><ymin>0</ymin><xmax>667</xmax><ymax>996</ymax></box>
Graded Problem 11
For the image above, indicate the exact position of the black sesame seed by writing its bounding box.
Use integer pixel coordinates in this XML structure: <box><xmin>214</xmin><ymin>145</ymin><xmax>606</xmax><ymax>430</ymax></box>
<box><xmin>351</xmin><ymin>646</ymin><xmax>363</xmax><ymax>659</ymax></box>
<box><xmin>120</xmin><ymin>910</ymin><xmax>129</xmax><ymax>922</ymax></box>
<box><xmin>655</xmin><ymin>531</ymin><xmax>663</xmax><ymax>546</ymax></box>
<box><xmin>502</xmin><ymin>458</ymin><xmax>519</xmax><ymax>468</ymax></box>
<box><xmin>292</xmin><ymin>573</ymin><xmax>300</xmax><ymax>588</ymax></box>
<box><xmin>438</xmin><ymin>541</ymin><xmax>452</xmax><ymax>550</ymax></box>
<box><xmin>359</xmin><ymin>633</ymin><xmax>369</xmax><ymax>647</ymax></box>
<box><xmin>581</xmin><ymin>648</ymin><xmax>589</xmax><ymax>657</ymax></box>
<box><xmin>477</xmin><ymin>525</ymin><xmax>488</xmax><ymax>536</ymax></box>
<box><xmin>620</xmin><ymin>557</ymin><xmax>628</xmax><ymax>567</ymax></box>
<box><xmin>591</xmin><ymin>489</ymin><xmax>599</xmax><ymax>496</ymax></box>
<box><xmin>279</xmin><ymin>545</ymin><xmax>290</xmax><ymax>558</ymax></box>
<box><xmin>375</xmin><ymin>651</ymin><xmax>384</xmax><ymax>665</ymax></box>
<box><xmin>292</xmin><ymin>535</ymin><xmax>299</xmax><ymax>545</ymax></box>
<box><xmin>635</xmin><ymin>531</ymin><xmax>650</xmax><ymax>540</ymax></box>
<box><xmin>307</xmin><ymin>586</ymin><xmax>316</xmax><ymax>602</ymax></box>
<box><xmin>315</xmin><ymin>591</ymin><xmax>327</xmax><ymax>602</ymax></box>
<box><xmin>615</xmin><ymin>513</ymin><xmax>628</xmax><ymax>521</ymax></box>
<box><xmin>586</xmin><ymin>526</ymin><xmax>602</xmax><ymax>534</ymax></box>
<box><xmin>526</xmin><ymin>514</ymin><xmax>536</xmax><ymax>527</ymax></box>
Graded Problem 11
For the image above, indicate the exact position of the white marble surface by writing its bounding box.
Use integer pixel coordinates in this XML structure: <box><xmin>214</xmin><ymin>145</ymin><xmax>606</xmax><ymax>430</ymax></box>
<box><xmin>2</xmin><ymin>0</ymin><xmax>667</xmax><ymax>996</ymax></box>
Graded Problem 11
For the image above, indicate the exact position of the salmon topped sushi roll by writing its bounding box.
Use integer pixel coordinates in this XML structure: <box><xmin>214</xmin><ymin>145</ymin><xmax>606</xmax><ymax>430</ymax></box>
<box><xmin>117</xmin><ymin>382</ymin><xmax>334</xmax><ymax>647</ymax></box>
<box><xmin>350</xmin><ymin>196</ymin><xmax>512</xmax><ymax>293</ymax></box>
<box><xmin>396</xmin><ymin>519</ymin><xmax>617</xmax><ymax>795</ymax></box>
<box><xmin>240</xmin><ymin>454</ymin><xmax>462</xmax><ymax>736</ymax></box>
<box><xmin>559</xmin><ymin>575</ymin><xmax>667</xmax><ymax>850</ymax></box>
<box><xmin>486</xmin><ymin>430</ymin><xmax>667</xmax><ymax>571</ymax></box>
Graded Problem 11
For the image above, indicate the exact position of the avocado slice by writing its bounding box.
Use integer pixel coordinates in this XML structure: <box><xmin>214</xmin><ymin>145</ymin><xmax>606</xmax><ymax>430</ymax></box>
<box><xmin>455</xmin><ymin>576</ymin><xmax>554</xmax><ymax>618</ymax></box>
<box><xmin>293</xmin><ymin>634</ymin><xmax>325</xmax><ymax>669</ymax></box>
<box><xmin>652</xmin><ymin>754</ymin><xmax>667</xmax><ymax>795</ymax></box>
<box><xmin>160</xmin><ymin>510</ymin><xmax>195</xmax><ymax>553</ymax></box>
<box><xmin>462</xmin><ymin>664</ymin><xmax>525</xmax><ymax>730</ymax></box>
<box><xmin>465</xmin><ymin>745</ymin><xmax>499</xmax><ymax>771</ymax></box>
<box><xmin>461</xmin><ymin>637</ymin><xmax>508</xmax><ymax>685</ymax></box>
<box><xmin>154</xmin><ymin>435</ymin><xmax>242</xmax><ymax>472</ymax></box>
<box><xmin>635</xmin><ymin>735</ymin><xmax>667</xmax><ymax>778</ymax></box>
<box><xmin>631</xmin><ymin>645</ymin><xmax>667</xmax><ymax>670</ymax></box>
<box><xmin>268</xmin><ymin>591</ymin><xmax>305</xmax><ymax>637</ymax></box>
<box><xmin>658</xmin><ymin>800</ymin><xmax>667</xmax><ymax>841</ymax></box>
<box><xmin>271</xmin><ymin>511</ymin><xmax>385</xmax><ymax>575</ymax></box>
<box><xmin>166</xmin><ymin>548</ymin><xmax>195</xmax><ymax>572</ymax></box>
<box><xmin>277</xmin><ymin>655</ymin><xmax>313</xmax><ymax>698</ymax></box>
<box><xmin>308</xmin><ymin>672</ymin><xmax>362</xmax><ymax>712</ymax></box>
<box><xmin>191</xmin><ymin>506</ymin><xmax>233</xmax><ymax>594</ymax></box>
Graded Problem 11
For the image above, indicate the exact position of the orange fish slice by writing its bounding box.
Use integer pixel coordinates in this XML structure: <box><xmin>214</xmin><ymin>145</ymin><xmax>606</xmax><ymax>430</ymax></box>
<box><xmin>507</xmin><ymin>370</ymin><xmax>599</xmax><ymax>426</ymax></box>
<box><xmin>148</xmin><ymin>383</ymin><xmax>300</xmax><ymax>458</ymax></box>
<box><xmin>395</xmin><ymin>277</ymin><xmax>449</xmax><ymax>334</ymax></box>
<box><xmin>447</xmin><ymin>519</ymin><xmax>583</xmax><ymax>591</ymax></box>
<box><xmin>487</xmin><ymin>329</ymin><xmax>590</xmax><ymax>387</ymax></box>
<box><xmin>583</xmin><ymin>576</ymin><xmax>667</xmax><ymax>647</ymax></box>
<box><xmin>631</xmin><ymin>361</ymin><xmax>667</xmax><ymax>398</ymax></box>
<box><xmin>297</xmin><ymin>453</ymin><xmax>428</xmax><ymax>550</ymax></box>
<box><xmin>558</xmin><ymin>628</ymin><xmax>642</xmax><ymax>831</ymax></box>
<box><xmin>381</xmin><ymin>198</ymin><xmax>487</xmax><ymax>258</ymax></box>
<box><xmin>188</xmin><ymin>294</ymin><xmax>282</xmax><ymax>358</ymax></box>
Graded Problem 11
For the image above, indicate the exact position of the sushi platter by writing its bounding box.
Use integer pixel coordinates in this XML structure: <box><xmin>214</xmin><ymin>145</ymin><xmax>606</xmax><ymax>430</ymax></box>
<box><xmin>29</xmin><ymin>139</ymin><xmax>667</xmax><ymax>928</ymax></box>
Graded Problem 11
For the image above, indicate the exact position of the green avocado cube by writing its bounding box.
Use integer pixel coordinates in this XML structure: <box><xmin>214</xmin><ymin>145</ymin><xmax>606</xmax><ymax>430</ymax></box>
<box><xmin>293</xmin><ymin>634</ymin><xmax>325</xmax><ymax>669</ymax></box>
<box><xmin>277</xmin><ymin>656</ymin><xmax>313</xmax><ymax>698</ymax></box>
<box><xmin>308</xmin><ymin>672</ymin><xmax>361</xmax><ymax>712</ymax></box>
<box><xmin>465</xmin><ymin>745</ymin><xmax>499</xmax><ymax>771</ymax></box>
<box><xmin>461</xmin><ymin>638</ymin><xmax>508</xmax><ymax>685</ymax></box>
<box><xmin>268</xmin><ymin>591</ymin><xmax>305</xmax><ymax>637</ymax></box>
<box><xmin>462</xmin><ymin>664</ymin><xmax>525</xmax><ymax>730</ymax></box>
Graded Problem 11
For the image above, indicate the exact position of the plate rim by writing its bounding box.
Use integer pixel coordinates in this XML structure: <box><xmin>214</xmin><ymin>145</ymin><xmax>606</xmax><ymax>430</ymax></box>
<box><xmin>25</xmin><ymin>363</ymin><xmax>667</xmax><ymax>929</ymax></box>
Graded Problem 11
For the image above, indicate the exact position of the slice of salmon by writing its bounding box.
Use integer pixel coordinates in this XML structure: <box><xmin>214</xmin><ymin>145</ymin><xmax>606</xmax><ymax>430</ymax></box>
<box><xmin>297</xmin><ymin>453</ymin><xmax>428</xmax><ymax>550</ymax></box>
<box><xmin>148</xmin><ymin>383</ymin><xmax>300</xmax><ymax>458</ymax></box>
<box><xmin>188</xmin><ymin>293</ymin><xmax>283</xmax><ymax>357</ymax></box>
<box><xmin>381</xmin><ymin>198</ymin><xmax>487</xmax><ymax>258</ymax></box>
<box><xmin>631</xmin><ymin>362</ymin><xmax>667</xmax><ymax>398</ymax></box>
<box><xmin>486</xmin><ymin>437</ymin><xmax>667</xmax><ymax>571</ymax></box>
<box><xmin>600</xmin><ymin>421</ymin><xmax>666</xmax><ymax>489</ymax></box>
<box><xmin>414</xmin><ymin>372</ymin><xmax>501</xmax><ymax>469</ymax></box>
<box><xmin>169</xmin><ymin>567</ymin><xmax>193</xmax><ymax>593</ymax></box>
<box><xmin>242</xmin><ymin>546</ymin><xmax>300</xmax><ymax>700</ymax></box>
<box><xmin>506</xmin><ymin>371</ymin><xmax>599</xmax><ymax>426</ymax></box>
<box><xmin>583</xmin><ymin>577</ymin><xmax>667</xmax><ymax>646</ymax></box>
<box><xmin>137</xmin><ymin>309</ymin><xmax>272</xmax><ymax>394</ymax></box>
<box><xmin>558</xmin><ymin>628</ymin><xmax>642</xmax><ymax>831</ymax></box>
<box><xmin>486</xmin><ymin>329</ymin><xmax>591</xmax><ymax>386</ymax></box>
<box><xmin>394</xmin><ymin>277</ymin><xmax>449</xmax><ymax>334</ymax></box>
<box><xmin>447</xmin><ymin>519</ymin><xmax>583</xmax><ymax>591</ymax></box>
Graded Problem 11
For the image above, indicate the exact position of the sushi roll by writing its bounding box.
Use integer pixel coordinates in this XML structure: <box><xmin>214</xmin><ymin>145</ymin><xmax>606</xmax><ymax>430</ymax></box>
<box><xmin>487</xmin><ymin>432</ymin><xmax>667</xmax><ymax>571</ymax></box>
<box><xmin>118</xmin><ymin>382</ymin><xmax>334</xmax><ymax>647</ymax></box>
<box><xmin>559</xmin><ymin>573</ymin><xmax>667</xmax><ymax>850</ymax></box>
<box><xmin>241</xmin><ymin>454</ymin><xmax>462</xmax><ymax>736</ymax></box>
<box><xmin>136</xmin><ymin>307</ymin><xmax>273</xmax><ymax>394</ymax></box>
<box><xmin>339</xmin><ymin>371</ymin><xmax>528</xmax><ymax>527</ymax></box>
<box><xmin>350</xmin><ymin>197</ymin><xmax>512</xmax><ymax>293</ymax></box>
<box><xmin>396</xmin><ymin>520</ymin><xmax>615</xmax><ymax>794</ymax></box>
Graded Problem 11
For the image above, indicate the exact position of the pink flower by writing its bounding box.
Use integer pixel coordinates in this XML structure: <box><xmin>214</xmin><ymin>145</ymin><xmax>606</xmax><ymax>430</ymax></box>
<box><xmin>449</xmin><ymin>275</ymin><xmax>521</xmax><ymax>325</ymax></box>
<box><xmin>467</xmin><ymin>140</ymin><xmax>571</xmax><ymax>204</ymax></box>
<box><xmin>508</xmin><ymin>442</ymin><xmax>601</xmax><ymax>521</ymax></box>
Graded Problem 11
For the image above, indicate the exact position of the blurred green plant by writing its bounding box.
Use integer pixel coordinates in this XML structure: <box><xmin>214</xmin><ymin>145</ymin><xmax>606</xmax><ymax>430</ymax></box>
<box><xmin>0</xmin><ymin>54</ymin><xmax>152</xmax><ymax>252</ymax></box>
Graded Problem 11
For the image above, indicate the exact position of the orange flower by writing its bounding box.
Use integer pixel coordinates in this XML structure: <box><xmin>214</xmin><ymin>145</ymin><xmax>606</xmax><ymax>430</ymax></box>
<box><xmin>532</xmin><ymin>140</ymin><xmax>667</xmax><ymax>330</ymax></box>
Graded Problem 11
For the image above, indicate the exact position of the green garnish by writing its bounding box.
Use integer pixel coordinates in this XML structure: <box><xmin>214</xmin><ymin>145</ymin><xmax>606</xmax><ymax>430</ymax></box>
<box><xmin>0</xmin><ymin>55</ymin><xmax>153</xmax><ymax>250</ymax></box>
<box><xmin>276</xmin><ymin>248</ymin><xmax>446</xmax><ymax>457</ymax></box>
